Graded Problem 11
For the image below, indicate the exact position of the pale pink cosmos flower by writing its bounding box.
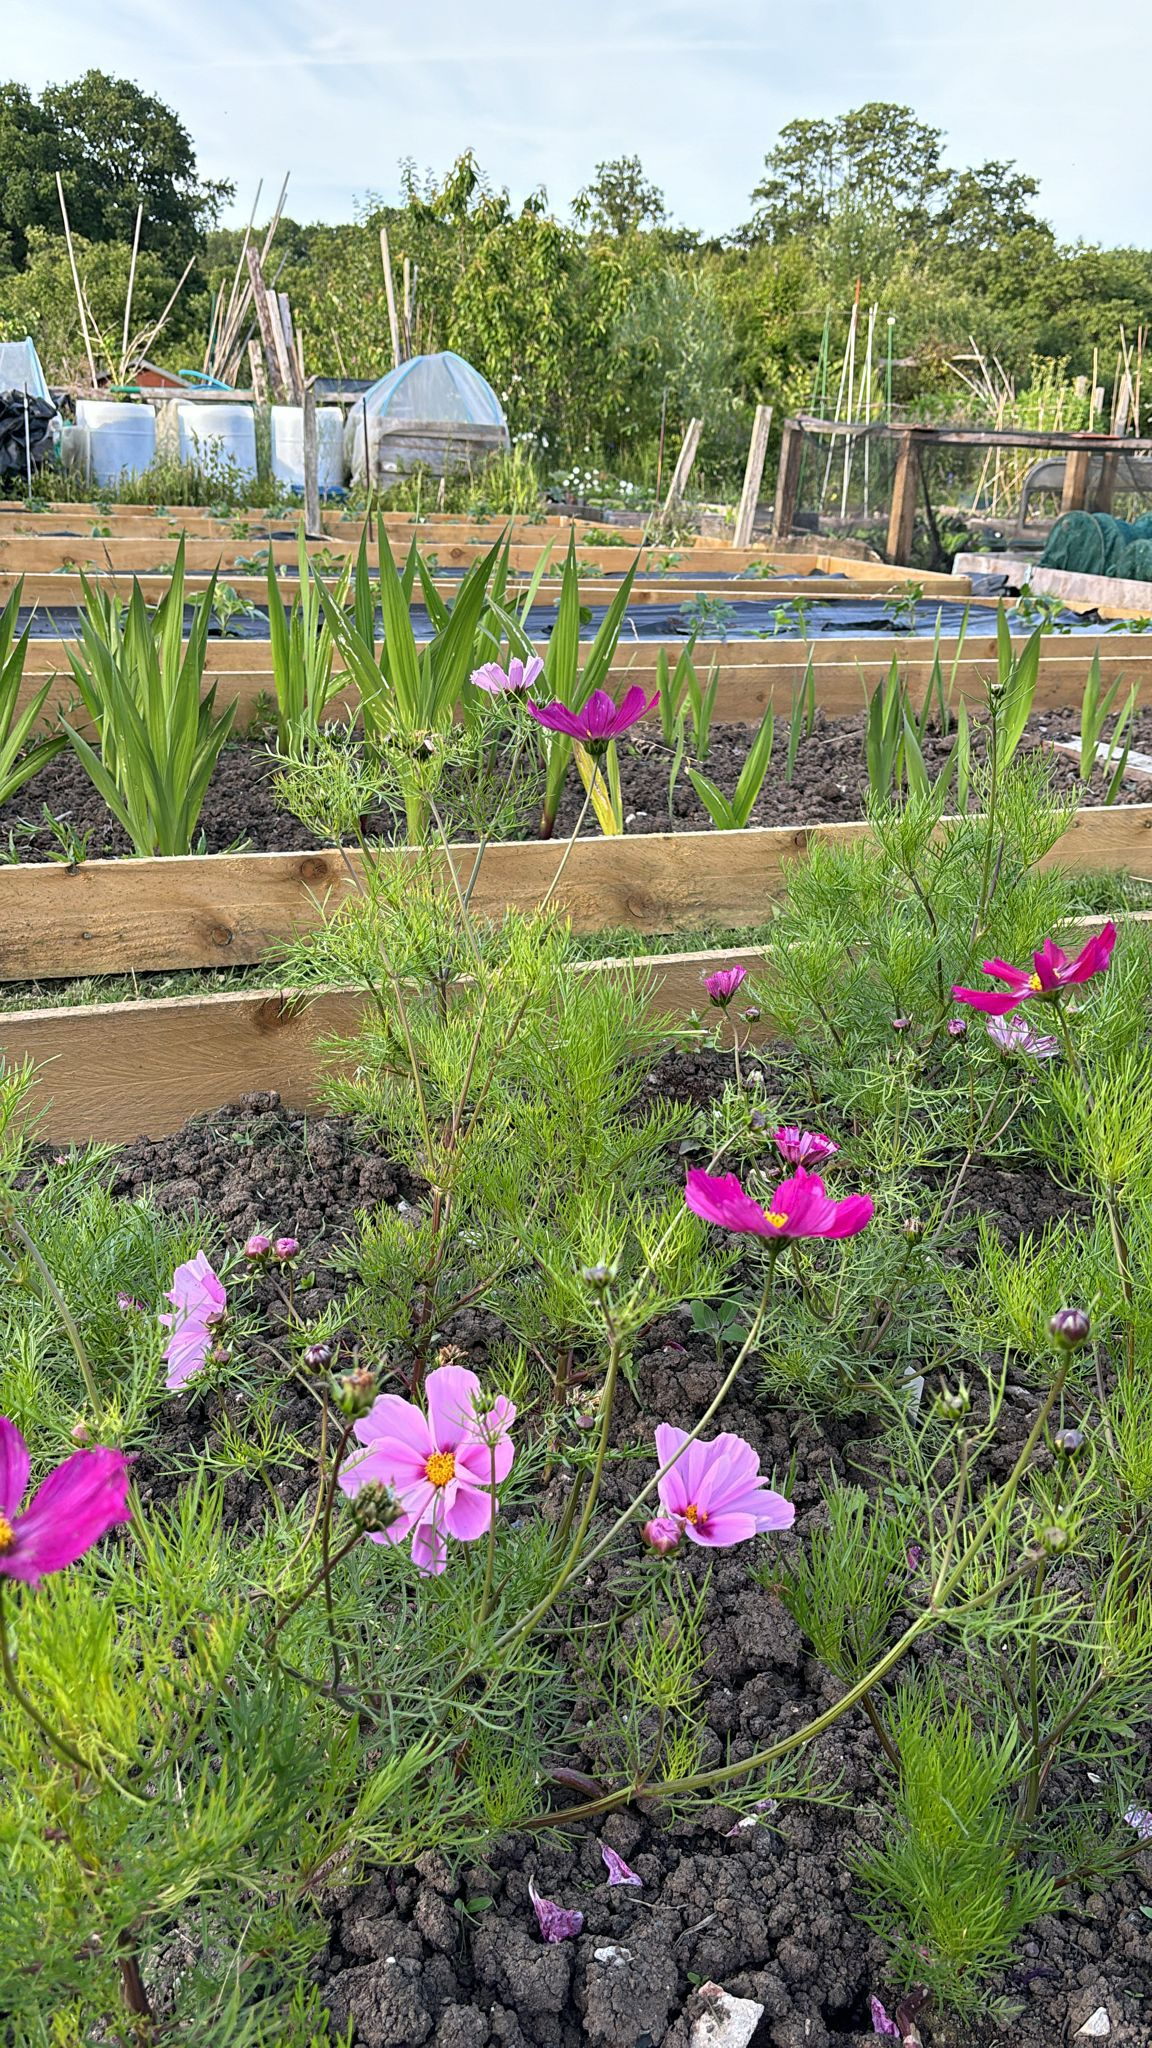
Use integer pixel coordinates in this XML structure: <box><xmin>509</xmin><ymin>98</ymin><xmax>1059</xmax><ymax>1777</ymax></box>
<box><xmin>703</xmin><ymin>964</ymin><xmax>747</xmax><ymax>1007</ymax></box>
<box><xmin>160</xmin><ymin>1252</ymin><xmax>227</xmax><ymax>1391</ymax></box>
<box><xmin>471</xmin><ymin>656</ymin><xmax>544</xmax><ymax>696</ymax></box>
<box><xmin>685</xmin><ymin>1165</ymin><xmax>873</xmax><ymax>1242</ymax></box>
<box><xmin>654</xmin><ymin>1425</ymin><xmax>794</xmax><ymax>1547</ymax></box>
<box><xmin>986</xmin><ymin>1013</ymin><xmax>1059</xmax><ymax>1060</ymax></box>
<box><xmin>0</xmin><ymin>1417</ymin><xmax>131</xmax><ymax>1586</ymax></box>
<box><xmin>338</xmin><ymin>1364</ymin><xmax>515</xmax><ymax>1577</ymax></box>
<box><xmin>953</xmin><ymin>922</ymin><xmax>1116</xmax><ymax>1016</ymax></box>
<box><xmin>773</xmin><ymin>1125</ymin><xmax>839</xmax><ymax>1167</ymax></box>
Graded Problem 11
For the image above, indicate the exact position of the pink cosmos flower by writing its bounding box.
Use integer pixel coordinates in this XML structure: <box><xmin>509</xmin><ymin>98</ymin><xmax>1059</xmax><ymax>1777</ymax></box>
<box><xmin>0</xmin><ymin>1417</ymin><xmax>131</xmax><ymax>1586</ymax></box>
<box><xmin>773</xmin><ymin>1125</ymin><xmax>839</xmax><ymax>1168</ymax></box>
<box><xmin>527</xmin><ymin>684</ymin><xmax>657</xmax><ymax>753</ymax></box>
<box><xmin>471</xmin><ymin>655</ymin><xmax>544</xmax><ymax>696</ymax></box>
<box><xmin>952</xmin><ymin>922</ymin><xmax>1116</xmax><ymax>1016</ymax></box>
<box><xmin>160</xmin><ymin>1252</ymin><xmax>227</xmax><ymax>1392</ymax></box>
<box><xmin>703</xmin><ymin>964</ymin><xmax>747</xmax><ymax>1007</ymax></box>
<box><xmin>601</xmin><ymin>1844</ymin><xmax>642</xmax><ymax>1887</ymax></box>
<box><xmin>685</xmin><ymin>1165</ymin><xmax>873</xmax><ymax>1242</ymax></box>
<box><xmin>986</xmin><ymin>1013</ymin><xmax>1059</xmax><ymax>1060</ymax></box>
<box><xmin>528</xmin><ymin>1878</ymin><xmax>583</xmax><ymax>1942</ymax></box>
<box><xmin>654</xmin><ymin>1425</ymin><xmax>794</xmax><ymax>1547</ymax></box>
<box><xmin>338</xmin><ymin>1364</ymin><xmax>515</xmax><ymax>1577</ymax></box>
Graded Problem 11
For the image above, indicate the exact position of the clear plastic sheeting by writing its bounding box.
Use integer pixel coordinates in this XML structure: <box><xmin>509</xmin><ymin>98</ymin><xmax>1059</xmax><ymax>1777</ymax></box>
<box><xmin>0</xmin><ymin>338</ymin><xmax>51</xmax><ymax>403</ymax></box>
<box><xmin>345</xmin><ymin>350</ymin><xmax>508</xmax><ymax>484</ymax></box>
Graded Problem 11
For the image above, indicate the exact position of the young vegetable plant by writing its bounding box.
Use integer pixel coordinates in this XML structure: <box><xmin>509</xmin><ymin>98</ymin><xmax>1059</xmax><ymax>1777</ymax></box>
<box><xmin>59</xmin><ymin>541</ymin><xmax>236</xmax><ymax>856</ymax></box>
<box><xmin>1078</xmin><ymin>649</ymin><xmax>1137</xmax><ymax>801</ymax></box>
<box><xmin>688</xmin><ymin>698</ymin><xmax>775</xmax><ymax>829</ymax></box>
<box><xmin>266</xmin><ymin>532</ymin><xmax>344</xmax><ymax>756</ymax></box>
<box><xmin>0</xmin><ymin>582</ymin><xmax>66</xmax><ymax>804</ymax></box>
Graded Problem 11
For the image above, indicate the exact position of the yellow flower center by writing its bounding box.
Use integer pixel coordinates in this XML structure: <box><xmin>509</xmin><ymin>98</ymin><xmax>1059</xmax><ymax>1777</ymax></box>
<box><xmin>683</xmin><ymin>1503</ymin><xmax>707</xmax><ymax>1527</ymax></box>
<box><xmin>0</xmin><ymin>1513</ymin><xmax>13</xmax><ymax>1553</ymax></box>
<box><xmin>766</xmin><ymin>1211</ymin><xmax>789</xmax><ymax>1229</ymax></box>
<box><xmin>1028</xmin><ymin>973</ymin><xmax>1044</xmax><ymax>992</ymax></box>
<box><xmin>425</xmin><ymin>1451</ymin><xmax>456</xmax><ymax>1488</ymax></box>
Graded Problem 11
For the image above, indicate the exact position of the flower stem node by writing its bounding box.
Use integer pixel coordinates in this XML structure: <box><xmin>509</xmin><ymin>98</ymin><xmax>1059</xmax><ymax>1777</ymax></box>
<box><xmin>334</xmin><ymin>1367</ymin><xmax>378</xmax><ymax>1419</ymax></box>
<box><xmin>347</xmin><ymin>1480</ymin><xmax>403</xmax><ymax>1535</ymax></box>
<box><xmin>1049</xmin><ymin>1306</ymin><xmax>1091</xmax><ymax>1350</ymax></box>
<box><xmin>937</xmin><ymin>1382</ymin><xmax>971</xmax><ymax>1421</ymax></box>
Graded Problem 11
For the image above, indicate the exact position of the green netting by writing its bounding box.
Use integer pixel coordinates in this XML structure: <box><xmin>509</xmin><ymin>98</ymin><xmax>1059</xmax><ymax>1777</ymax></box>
<box><xmin>1043</xmin><ymin>510</ymin><xmax>1152</xmax><ymax>580</ymax></box>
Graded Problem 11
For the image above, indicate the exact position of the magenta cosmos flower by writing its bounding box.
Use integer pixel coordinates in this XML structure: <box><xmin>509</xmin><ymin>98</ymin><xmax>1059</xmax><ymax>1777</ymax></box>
<box><xmin>0</xmin><ymin>1417</ymin><xmax>131</xmax><ymax>1586</ymax></box>
<box><xmin>952</xmin><ymin>922</ymin><xmax>1116</xmax><ymax>1017</ymax></box>
<box><xmin>655</xmin><ymin>1425</ymin><xmax>794</xmax><ymax>1546</ymax></box>
<box><xmin>773</xmin><ymin>1125</ymin><xmax>838</xmax><ymax>1167</ymax></box>
<box><xmin>338</xmin><ymin>1363</ymin><xmax>515</xmax><ymax>1576</ymax></box>
<box><xmin>685</xmin><ymin>1165</ymin><xmax>873</xmax><ymax>1242</ymax></box>
<box><xmin>527</xmin><ymin>684</ymin><xmax>657</xmax><ymax>753</ymax></box>
<box><xmin>160</xmin><ymin>1252</ymin><xmax>227</xmax><ymax>1391</ymax></box>
<box><xmin>703</xmin><ymin>964</ymin><xmax>747</xmax><ymax>1007</ymax></box>
<box><xmin>471</xmin><ymin>655</ymin><xmax>544</xmax><ymax>696</ymax></box>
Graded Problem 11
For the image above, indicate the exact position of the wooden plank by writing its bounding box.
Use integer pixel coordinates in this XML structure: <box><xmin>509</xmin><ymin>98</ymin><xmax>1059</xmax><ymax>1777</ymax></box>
<box><xmin>2</xmin><ymin>803</ymin><xmax>1150</xmax><ymax>986</ymax></box>
<box><xmin>797</xmin><ymin>416</ymin><xmax>1152</xmax><ymax>454</ymax></box>
<box><xmin>245</xmin><ymin>246</ymin><xmax>287</xmax><ymax>402</ymax></box>
<box><xmin>1060</xmin><ymin>446</ymin><xmax>1094</xmax><ymax>514</ymax></box>
<box><xmin>772</xmin><ymin>421</ymin><xmax>804</xmax><ymax>540</ymax></box>
<box><xmin>662</xmin><ymin>419</ymin><xmax>703</xmax><ymax>516</ymax></box>
<box><xmin>2</xmin><ymin>892</ymin><xmax>1146</xmax><ymax>1145</ymax></box>
<box><xmin>954</xmin><ymin>554</ymin><xmax>1152</xmax><ymax>616</ymax></box>
<box><xmin>887</xmin><ymin>431</ymin><xmax>918</xmax><ymax>564</ymax></box>
<box><xmin>733</xmin><ymin>405</ymin><xmax>773</xmax><ymax>550</ymax></box>
<box><xmin>2</xmin><ymin>569</ymin><xmax>976</xmax><ymax>608</ymax></box>
<box><xmin>302</xmin><ymin>381</ymin><xmax>321</xmax><ymax>539</ymax></box>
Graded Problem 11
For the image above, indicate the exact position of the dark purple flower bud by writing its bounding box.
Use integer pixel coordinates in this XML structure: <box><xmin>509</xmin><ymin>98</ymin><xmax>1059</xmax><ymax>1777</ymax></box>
<box><xmin>741</xmin><ymin>1005</ymin><xmax>762</xmax><ymax>1023</ymax></box>
<box><xmin>906</xmin><ymin>1543</ymin><xmax>924</xmax><ymax>1574</ymax></box>
<box><xmin>749</xmin><ymin>1109</ymin><xmax>769</xmax><ymax>1130</ymax></box>
<box><xmin>891</xmin><ymin>1017</ymin><xmax>912</xmax><ymax>1033</ymax></box>
<box><xmin>600</xmin><ymin>1844</ymin><xmax>642</xmax><ymax>1887</ymax></box>
<box><xmin>209</xmin><ymin>1342</ymin><xmax>231</xmax><ymax>1366</ymax></box>
<box><xmin>642</xmin><ymin>1516</ymin><xmax>681</xmax><ymax>1555</ymax></box>
<box><xmin>1050</xmin><ymin>1307</ymin><xmax>1090</xmax><ymax>1350</ymax></box>
<box><xmin>244</xmin><ymin>1233</ymin><xmax>273</xmax><ymax>1261</ymax></box>
<box><xmin>348</xmin><ymin>1480</ymin><xmax>402</xmax><ymax>1534</ymax></box>
<box><xmin>304</xmin><ymin>1342</ymin><xmax>334</xmax><ymax>1372</ymax></box>
<box><xmin>273</xmin><ymin>1236</ymin><xmax>300</xmax><ymax>1263</ymax></box>
<box><xmin>1053</xmin><ymin>1426</ymin><xmax>1085</xmax><ymax>1456</ymax></box>
<box><xmin>528</xmin><ymin>1878</ymin><xmax>583</xmax><ymax>1942</ymax></box>
<box><xmin>334</xmin><ymin>1367</ymin><xmax>378</xmax><ymax>1419</ymax></box>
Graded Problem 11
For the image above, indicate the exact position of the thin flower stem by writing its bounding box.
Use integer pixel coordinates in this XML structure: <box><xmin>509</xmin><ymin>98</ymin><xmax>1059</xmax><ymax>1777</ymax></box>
<box><xmin>478</xmin><ymin>1440</ymin><xmax>499</xmax><ymax>1625</ymax></box>
<box><xmin>861</xmin><ymin>1688</ymin><xmax>902</xmax><ymax>1770</ymax></box>
<box><xmin>538</xmin><ymin>759</ymin><xmax>603</xmax><ymax>913</ymax></box>
<box><xmin>3</xmin><ymin>1208</ymin><xmax>102</xmax><ymax>1419</ymax></box>
<box><xmin>263</xmin><ymin>1530</ymin><xmax>363</xmax><ymax>1652</ymax></box>
<box><xmin>1021</xmin><ymin>1556</ymin><xmax>1048</xmax><ymax>1824</ymax></box>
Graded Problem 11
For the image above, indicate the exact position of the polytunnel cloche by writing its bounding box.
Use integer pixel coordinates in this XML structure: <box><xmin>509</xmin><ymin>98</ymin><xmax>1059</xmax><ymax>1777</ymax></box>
<box><xmin>346</xmin><ymin>349</ymin><xmax>509</xmax><ymax>485</ymax></box>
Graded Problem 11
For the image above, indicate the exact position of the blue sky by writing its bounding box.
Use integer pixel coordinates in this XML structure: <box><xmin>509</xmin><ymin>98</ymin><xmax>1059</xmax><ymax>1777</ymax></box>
<box><xmin>8</xmin><ymin>0</ymin><xmax>1150</xmax><ymax>246</ymax></box>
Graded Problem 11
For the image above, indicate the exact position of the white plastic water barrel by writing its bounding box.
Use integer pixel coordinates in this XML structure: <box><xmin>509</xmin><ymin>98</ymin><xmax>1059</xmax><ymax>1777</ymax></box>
<box><xmin>177</xmin><ymin>402</ymin><xmax>257</xmax><ymax>481</ymax></box>
<box><xmin>269</xmin><ymin>405</ymin><xmax>345</xmax><ymax>491</ymax></box>
<box><xmin>75</xmin><ymin>400</ymin><xmax>156</xmax><ymax>484</ymax></box>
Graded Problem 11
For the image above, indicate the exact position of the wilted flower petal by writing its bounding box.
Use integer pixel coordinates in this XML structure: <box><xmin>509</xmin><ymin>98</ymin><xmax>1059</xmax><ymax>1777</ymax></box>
<box><xmin>528</xmin><ymin>1877</ymin><xmax>584</xmax><ymax>1941</ymax></box>
<box><xmin>600</xmin><ymin>1844</ymin><xmax>642</xmax><ymax>1887</ymax></box>
<box><xmin>1124</xmin><ymin>1802</ymin><xmax>1152</xmax><ymax>1840</ymax></box>
<box><xmin>870</xmin><ymin>1995</ymin><xmax>902</xmax><ymax>2040</ymax></box>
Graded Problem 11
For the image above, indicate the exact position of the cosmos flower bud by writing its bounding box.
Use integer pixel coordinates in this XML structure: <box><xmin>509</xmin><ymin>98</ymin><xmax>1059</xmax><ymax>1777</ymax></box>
<box><xmin>902</xmin><ymin>1216</ymin><xmax>925</xmax><ymax>1241</ymax></box>
<box><xmin>1040</xmin><ymin>1523</ymin><xmax>1070</xmax><ymax>1554</ymax></box>
<box><xmin>581</xmin><ymin>1260</ymin><xmax>616</xmax><ymax>1291</ymax></box>
<box><xmin>891</xmin><ymin>1017</ymin><xmax>912</xmax><ymax>1033</ymax></box>
<box><xmin>334</xmin><ymin>1366</ymin><xmax>378</xmax><ymax>1419</ymax></box>
<box><xmin>347</xmin><ymin>1480</ymin><xmax>403</xmax><ymax>1534</ymax></box>
<box><xmin>209</xmin><ymin>1342</ymin><xmax>231</xmax><ymax>1366</ymax></box>
<box><xmin>1049</xmin><ymin>1307</ymin><xmax>1090</xmax><ymax>1349</ymax></box>
<box><xmin>244</xmin><ymin>1233</ymin><xmax>273</xmax><ymax>1261</ymax></box>
<box><xmin>642</xmin><ymin>1516</ymin><xmax>681</xmax><ymax>1555</ymax></box>
<box><xmin>946</xmin><ymin>1017</ymin><xmax>968</xmax><ymax>1037</ymax></box>
<box><xmin>273</xmin><ymin>1236</ymin><xmax>300</xmax><ymax>1263</ymax></box>
<box><xmin>70</xmin><ymin>1419</ymin><xmax>91</xmax><ymax>1445</ymax></box>
<box><xmin>937</xmin><ymin>1382</ymin><xmax>970</xmax><ymax>1420</ymax></box>
<box><xmin>303</xmin><ymin>1342</ymin><xmax>333</xmax><ymax>1372</ymax></box>
<box><xmin>1052</xmin><ymin>1426</ymin><xmax>1085</xmax><ymax>1456</ymax></box>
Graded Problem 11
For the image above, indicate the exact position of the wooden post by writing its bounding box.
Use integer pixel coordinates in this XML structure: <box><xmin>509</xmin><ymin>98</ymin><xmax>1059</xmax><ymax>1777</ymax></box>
<box><xmin>379</xmin><ymin>226</ymin><xmax>402</xmax><ymax>369</ymax></box>
<box><xmin>886</xmin><ymin>430</ymin><xmax>919</xmax><ymax>564</ymax></box>
<box><xmin>245</xmin><ymin>247</ymin><xmax>286</xmax><ymax>402</ymax></box>
<box><xmin>247</xmin><ymin>339</ymin><xmax>267</xmax><ymax>406</ymax></box>
<box><xmin>1061</xmin><ymin>442</ymin><xmax>1094</xmax><ymax>514</ymax></box>
<box><xmin>302</xmin><ymin>379</ymin><xmax>321</xmax><ymax>538</ymax></box>
<box><xmin>732</xmin><ymin>404</ymin><xmax>773</xmax><ymax>549</ymax></box>
<box><xmin>771</xmin><ymin>420</ymin><xmax>804</xmax><ymax>539</ymax></box>
<box><xmin>661</xmin><ymin>418</ymin><xmax>703</xmax><ymax>518</ymax></box>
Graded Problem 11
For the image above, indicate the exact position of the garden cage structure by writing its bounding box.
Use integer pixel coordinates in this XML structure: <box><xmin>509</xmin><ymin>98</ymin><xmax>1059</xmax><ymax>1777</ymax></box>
<box><xmin>345</xmin><ymin>349</ymin><xmax>510</xmax><ymax>490</ymax></box>
<box><xmin>771</xmin><ymin>415</ymin><xmax>1152</xmax><ymax>568</ymax></box>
